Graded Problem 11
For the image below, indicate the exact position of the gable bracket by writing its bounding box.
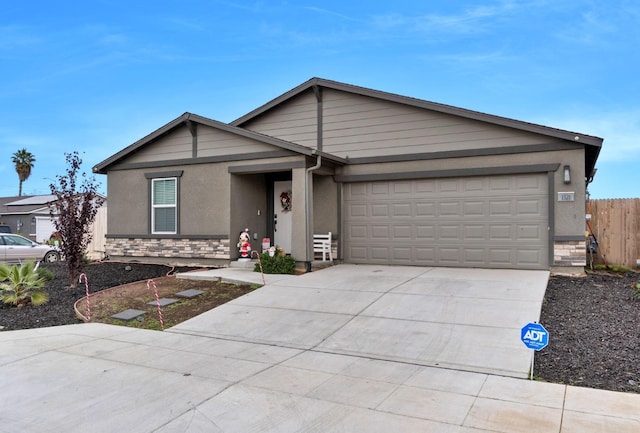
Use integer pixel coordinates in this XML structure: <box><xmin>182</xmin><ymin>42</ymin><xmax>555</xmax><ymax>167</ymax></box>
<box><xmin>312</xmin><ymin>85</ymin><xmax>323</xmax><ymax>152</ymax></box>
<box><xmin>185</xmin><ymin>119</ymin><xmax>198</xmax><ymax>157</ymax></box>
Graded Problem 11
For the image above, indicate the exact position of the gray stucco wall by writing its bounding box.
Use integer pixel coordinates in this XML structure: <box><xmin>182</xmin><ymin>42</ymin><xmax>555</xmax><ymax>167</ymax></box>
<box><xmin>229</xmin><ymin>173</ymin><xmax>267</xmax><ymax>259</ymax></box>
<box><xmin>106</xmin><ymin>163</ymin><xmax>232</xmax><ymax>236</ymax></box>
<box><xmin>313</xmin><ymin>174</ymin><xmax>339</xmax><ymax>235</ymax></box>
<box><xmin>106</xmin><ymin>169</ymin><xmax>149</xmax><ymax>234</ymax></box>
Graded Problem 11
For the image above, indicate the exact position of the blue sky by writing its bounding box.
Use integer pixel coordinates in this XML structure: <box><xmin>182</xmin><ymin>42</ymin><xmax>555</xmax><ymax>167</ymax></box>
<box><xmin>1</xmin><ymin>0</ymin><xmax>638</xmax><ymax>199</ymax></box>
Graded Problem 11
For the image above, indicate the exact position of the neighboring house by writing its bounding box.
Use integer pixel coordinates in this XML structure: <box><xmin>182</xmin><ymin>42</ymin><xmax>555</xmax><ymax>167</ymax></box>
<box><xmin>0</xmin><ymin>195</ymin><xmax>59</xmax><ymax>242</ymax></box>
<box><xmin>0</xmin><ymin>194</ymin><xmax>108</xmax><ymax>258</ymax></box>
<box><xmin>93</xmin><ymin>78</ymin><xmax>602</xmax><ymax>272</ymax></box>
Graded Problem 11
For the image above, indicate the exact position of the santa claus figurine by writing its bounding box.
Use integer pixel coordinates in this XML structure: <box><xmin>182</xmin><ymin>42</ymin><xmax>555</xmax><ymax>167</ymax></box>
<box><xmin>237</xmin><ymin>228</ymin><xmax>252</xmax><ymax>261</ymax></box>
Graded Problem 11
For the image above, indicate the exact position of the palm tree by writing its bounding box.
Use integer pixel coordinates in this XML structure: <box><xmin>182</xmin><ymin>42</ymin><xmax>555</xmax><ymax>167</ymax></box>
<box><xmin>11</xmin><ymin>148</ymin><xmax>36</xmax><ymax>196</ymax></box>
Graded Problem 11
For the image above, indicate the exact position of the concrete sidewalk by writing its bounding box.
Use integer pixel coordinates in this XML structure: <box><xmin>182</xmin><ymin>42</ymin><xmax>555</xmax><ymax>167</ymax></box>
<box><xmin>1</xmin><ymin>265</ymin><xmax>639</xmax><ymax>432</ymax></box>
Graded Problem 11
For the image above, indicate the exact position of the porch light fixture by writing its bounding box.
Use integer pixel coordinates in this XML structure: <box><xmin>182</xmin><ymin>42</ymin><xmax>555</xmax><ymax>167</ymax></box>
<box><xmin>563</xmin><ymin>165</ymin><xmax>571</xmax><ymax>184</ymax></box>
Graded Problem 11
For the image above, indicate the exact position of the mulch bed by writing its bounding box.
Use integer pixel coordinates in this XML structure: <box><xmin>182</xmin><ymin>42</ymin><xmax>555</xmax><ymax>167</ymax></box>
<box><xmin>0</xmin><ymin>262</ymin><xmax>200</xmax><ymax>331</ymax></box>
<box><xmin>536</xmin><ymin>270</ymin><xmax>640</xmax><ymax>393</ymax></box>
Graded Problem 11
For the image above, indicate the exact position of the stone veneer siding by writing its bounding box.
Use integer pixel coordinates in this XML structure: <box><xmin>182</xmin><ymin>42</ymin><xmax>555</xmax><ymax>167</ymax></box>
<box><xmin>554</xmin><ymin>240</ymin><xmax>586</xmax><ymax>267</ymax></box>
<box><xmin>106</xmin><ymin>237</ymin><xmax>230</xmax><ymax>260</ymax></box>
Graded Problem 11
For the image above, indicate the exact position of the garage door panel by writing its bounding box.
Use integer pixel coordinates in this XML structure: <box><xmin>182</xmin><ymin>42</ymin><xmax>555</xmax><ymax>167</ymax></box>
<box><xmin>517</xmin><ymin>199</ymin><xmax>543</xmax><ymax>215</ymax></box>
<box><xmin>463</xmin><ymin>248</ymin><xmax>486</xmax><ymax>265</ymax></box>
<box><xmin>393</xmin><ymin>248</ymin><xmax>412</xmax><ymax>260</ymax></box>
<box><xmin>439</xmin><ymin>248</ymin><xmax>462</xmax><ymax>264</ymax></box>
<box><xmin>371</xmin><ymin>226</ymin><xmax>390</xmax><ymax>239</ymax></box>
<box><xmin>344</xmin><ymin>174</ymin><xmax>548</xmax><ymax>269</ymax></box>
<box><xmin>349</xmin><ymin>225</ymin><xmax>368</xmax><ymax>239</ymax></box>
<box><xmin>371</xmin><ymin>247</ymin><xmax>390</xmax><ymax>260</ymax></box>
<box><xmin>464</xmin><ymin>201</ymin><xmax>484</xmax><ymax>215</ymax></box>
<box><xmin>490</xmin><ymin>224</ymin><xmax>512</xmax><ymax>239</ymax></box>
<box><xmin>371</xmin><ymin>204</ymin><xmax>389</xmax><ymax>217</ymax></box>
<box><xmin>488</xmin><ymin>249</ymin><xmax>513</xmax><ymax>265</ymax></box>
<box><xmin>393</xmin><ymin>226</ymin><xmax>412</xmax><ymax>239</ymax></box>
<box><xmin>348</xmin><ymin>203</ymin><xmax>368</xmax><ymax>217</ymax></box>
<box><xmin>438</xmin><ymin>201</ymin><xmax>460</xmax><ymax>216</ymax></box>
<box><xmin>416</xmin><ymin>225</ymin><xmax>436</xmax><ymax>239</ymax></box>
<box><xmin>392</xmin><ymin>182</ymin><xmax>412</xmax><ymax>194</ymax></box>
<box><xmin>416</xmin><ymin>202</ymin><xmax>436</xmax><ymax>216</ymax></box>
<box><xmin>464</xmin><ymin>225</ymin><xmax>485</xmax><ymax>240</ymax></box>
<box><xmin>489</xmin><ymin>200</ymin><xmax>512</xmax><ymax>216</ymax></box>
<box><xmin>348</xmin><ymin>246</ymin><xmax>368</xmax><ymax>260</ymax></box>
<box><xmin>518</xmin><ymin>225</ymin><xmax>542</xmax><ymax>240</ymax></box>
<box><xmin>439</xmin><ymin>225</ymin><xmax>460</xmax><ymax>239</ymax></box>
<box><xmin>392</xmin><ymin>203</ymin><xmax>411</xmax><ymax>216</ymax></box>
<box><xmin>517</xmin><ymin>249</ymin><xmax>543</xmax><ymax>266</ymax></box>
<box><xmin>371</xmin><ymin>183</ymin><xmax>390</xmax><ymax>195</ymax></box>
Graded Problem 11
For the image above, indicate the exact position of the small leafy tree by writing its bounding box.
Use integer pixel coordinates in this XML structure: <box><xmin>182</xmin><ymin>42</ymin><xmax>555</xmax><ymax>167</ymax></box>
<box><xmin>0</xmin><ymin>261</ymin><xmax>49</xmax><ymax>307</ymax></box>
<box><xmin>49</xmin><ymin>151</ymin><xmax>104</xmax><ymax>288</ymax></box>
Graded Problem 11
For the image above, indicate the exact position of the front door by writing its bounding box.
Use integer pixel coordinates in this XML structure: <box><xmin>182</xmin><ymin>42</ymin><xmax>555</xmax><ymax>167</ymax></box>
<box><xmin>273</xmin><ymin>180</ymin><xmax>292</xmax><ymax>253</ymax></box>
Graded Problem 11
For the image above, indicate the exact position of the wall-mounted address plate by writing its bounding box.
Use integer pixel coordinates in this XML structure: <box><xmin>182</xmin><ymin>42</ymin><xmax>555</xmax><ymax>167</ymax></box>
<box><xmin>558</xmin><ymin>192</ymin><xmax>575</xmax><ymax>202</ymax></box>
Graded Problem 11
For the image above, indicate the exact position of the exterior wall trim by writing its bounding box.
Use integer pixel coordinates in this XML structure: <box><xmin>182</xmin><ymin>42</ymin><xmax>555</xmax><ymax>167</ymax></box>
<box><xmin>107</xmin><ymin>234</ymin><xmax>229</xmax><ymax>239</ymax></box>
<box><xmin>228</xmin><ymin>161</ymin><xmax>307</xmax><ymax>174</ymax></box>
<box><xmin>554</xmin><ymin>235</ymin><xmax>586</xmax><ymax>241</ymax></box>
<box><xmin>346</xmin><ymin>143</ymin><xmax>578</xmax><ymax>164</ymax></box>
<box><xmin>109</xmin><ymin>151</ymin><xmax>296</xmax><ymax>171</ymax></box>
<box><xmin>144</xmin><ymin>170</ymin><xmax>184</xmax><ymax>179</ymax></box>
<box><xmin>335</xmin><ymin>163</ymin><xmax>560</xmax><ymax>183</ymax></box>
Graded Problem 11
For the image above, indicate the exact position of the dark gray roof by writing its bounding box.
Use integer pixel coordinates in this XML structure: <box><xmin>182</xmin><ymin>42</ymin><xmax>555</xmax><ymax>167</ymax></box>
<box><xmin>94</xmin><ymin>78</ymin><xmax>603</xmax><ymax>176</ymax></box>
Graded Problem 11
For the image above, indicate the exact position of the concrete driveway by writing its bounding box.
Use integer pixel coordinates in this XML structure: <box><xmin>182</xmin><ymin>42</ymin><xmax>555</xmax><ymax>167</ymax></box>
<box><xmin>171</xmin><ymin>265</ymin><xmax>549</xmax><ymax>378</ymax></box>
<box><xmin>3</xmin><ymin>265</ymin><xmax>640</xmax><ymax>432</ymax></box>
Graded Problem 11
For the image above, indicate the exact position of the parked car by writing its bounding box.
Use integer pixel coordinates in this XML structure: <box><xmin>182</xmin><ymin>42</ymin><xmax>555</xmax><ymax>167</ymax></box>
<box><xmin>0</xmin><ymin>234</ymin><xmax>60</xmax><ymax>263</ymax></box>
<box><xmin>0</xmin><ymin>225</ymin><xmax>11</xmax><ymax>233</ymax></box>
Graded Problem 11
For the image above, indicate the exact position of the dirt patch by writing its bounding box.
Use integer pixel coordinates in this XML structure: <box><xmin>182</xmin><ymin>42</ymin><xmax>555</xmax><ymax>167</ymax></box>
<box><xmin>78</xmin><ymin>277</ymin><xmax>254</xmax><ymax>330</ymax></box>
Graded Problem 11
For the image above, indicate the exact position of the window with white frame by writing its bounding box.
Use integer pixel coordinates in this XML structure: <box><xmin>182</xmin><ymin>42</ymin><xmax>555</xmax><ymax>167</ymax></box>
<box><xmin>152</xmin><ymin>178</ymin><xmax>177</xmax><ymax>234</ymax></box>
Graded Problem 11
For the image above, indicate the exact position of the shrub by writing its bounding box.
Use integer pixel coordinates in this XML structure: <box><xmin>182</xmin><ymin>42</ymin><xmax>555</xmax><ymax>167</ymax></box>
<box><xmin>254</xmin><ymin>249</ymin><xmax>296</xmax><ymax>274</ymax></box>
<box><xmin>0</xmin><ymin>261</ymin><xmax>49</xmax><ymax>307</ymax></box>
<box><xmin>36</xmin><ymin>266</ymin><xmax>56</xmax><ymax>282</ymax></box>
<box><xmin>595</xmin><ymin>264</ymin><xmax>631</xmax><ymax>273</ymax></box>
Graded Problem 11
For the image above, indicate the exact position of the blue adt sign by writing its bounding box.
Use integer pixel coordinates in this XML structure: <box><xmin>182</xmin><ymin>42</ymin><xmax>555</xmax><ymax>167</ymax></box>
<box><xmin>521</xmin><ymin>323</ymin><xmax>549</xmax><ymax>351</ymax></box>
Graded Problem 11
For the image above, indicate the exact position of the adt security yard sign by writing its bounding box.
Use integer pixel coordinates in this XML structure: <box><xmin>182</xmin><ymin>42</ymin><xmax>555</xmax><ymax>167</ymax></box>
<box><xmin>521</xmin><ymin>322</ymin><xmax>549</xmax><ymax>351</ymax></box>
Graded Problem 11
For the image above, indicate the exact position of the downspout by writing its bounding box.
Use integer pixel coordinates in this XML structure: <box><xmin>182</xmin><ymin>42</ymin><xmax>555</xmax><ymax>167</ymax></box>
<box><xmin>305</xmin><ymin>84</ymin><xmax>323</xmax><ymax>272</ymax></box>
<box><xmin>305</xmin><ymin>152</ymin><xmax>322</xmax><ymax>272</ymax></box>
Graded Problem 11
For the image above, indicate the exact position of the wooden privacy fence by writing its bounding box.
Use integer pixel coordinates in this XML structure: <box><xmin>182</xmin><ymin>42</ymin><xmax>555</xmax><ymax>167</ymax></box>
<box><xmin>587</xmin><ymin>199</ymin><xmax>640</xmax><ymax>268</ymax></box>
<box><xmin>87</xmin><ymin>206</ymin><xmax>107</xmax><ymax>260</ymax></box>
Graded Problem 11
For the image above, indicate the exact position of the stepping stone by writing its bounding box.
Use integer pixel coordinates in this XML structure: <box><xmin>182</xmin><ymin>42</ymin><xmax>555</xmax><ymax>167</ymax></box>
<box><xmin>111</xmin><ymin>309</ymin><xmax>146</xmax><ymax>321</ymax></box>
<box><xmin>175</xmin><ymin>289</ymin><xmax>205</xmax><ymax>299</ymax></box>
<box><xmin>147</xmin><ymin>298</ymin><xmax>179</xmax><ymax>307</ymax></box>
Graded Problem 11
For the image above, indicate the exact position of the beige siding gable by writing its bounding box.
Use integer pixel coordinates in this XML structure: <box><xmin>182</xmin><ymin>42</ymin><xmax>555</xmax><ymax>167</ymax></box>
<box><xmin>122</xmin><ymin>124</ymin><xmax>286</xmax><ymax>165</ymax></box>
<box><xmin>197</xmin><ymin>125</ymin><xmax>276</xmax><ymax>157</ymax></box>
<box><xmin>322</xmin><ymin>89</ymin><xmax>565</xmax><ymax>159</ymax></box>
<box><xmin>241</xmin><ymin>90</ymin><xmax>317</xmax><ymax>148</ymax></box>
<box><xmin>126</xmin><ymin>126</ymin><xmax>192</xmax><ymax>164</ymax></box>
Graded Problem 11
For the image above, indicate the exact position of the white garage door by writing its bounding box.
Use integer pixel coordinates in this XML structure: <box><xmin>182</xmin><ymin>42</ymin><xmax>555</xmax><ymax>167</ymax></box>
<box><xmin>344</xmin><ymin>174</ymin><xmax>549</xmax><ymax>269</ymax></box>
<box><xmin>35</xmin><ymin>217</ymin><xmax>57</xmax><ymax>243</ymax></box>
